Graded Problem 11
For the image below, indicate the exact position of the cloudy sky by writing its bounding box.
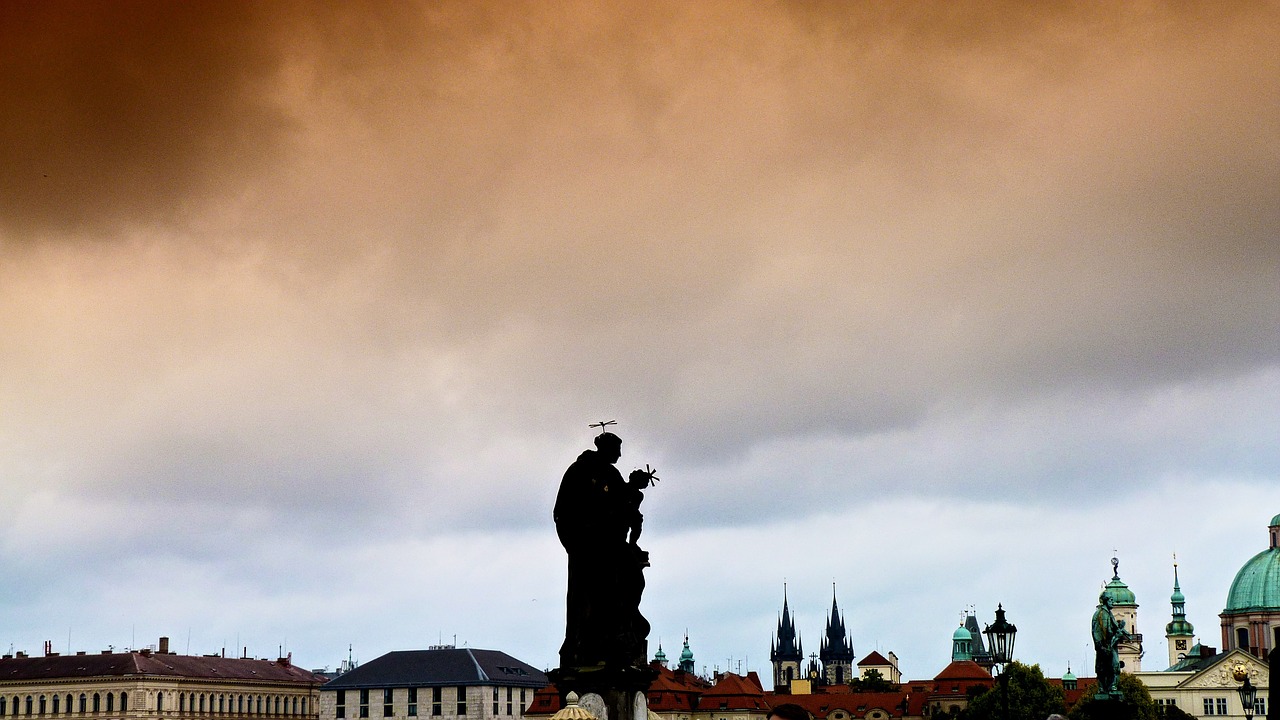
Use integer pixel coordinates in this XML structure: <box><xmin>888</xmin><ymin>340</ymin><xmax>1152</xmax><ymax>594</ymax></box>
<box><xmin>2</xmin><ymin>0</ymin><xmax>1278</xmax><ymax>681</ymax></box>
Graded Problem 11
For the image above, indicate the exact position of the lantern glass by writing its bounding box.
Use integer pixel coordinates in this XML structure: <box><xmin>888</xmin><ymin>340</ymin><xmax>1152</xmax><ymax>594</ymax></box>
<box><xmin>983</xmin><ymin>604</ymin><xmax>1018</xmax><ymax>666</ymax></box>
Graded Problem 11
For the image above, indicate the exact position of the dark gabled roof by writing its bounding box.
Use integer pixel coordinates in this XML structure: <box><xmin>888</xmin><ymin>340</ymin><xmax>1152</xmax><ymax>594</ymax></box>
<box><xmin>857</xmin><ymin>652</ymin><xmax>891</xmax><ymax>667</ymax></box>
<box><xmin>0</xmin><ymin>653</ymin><xmax>324</xmax><ymax>684</ymax></box>
<box><xmin>322</xmin><ymin>649</ymin><xmax>547</xmax><ymax>690</ymax></box>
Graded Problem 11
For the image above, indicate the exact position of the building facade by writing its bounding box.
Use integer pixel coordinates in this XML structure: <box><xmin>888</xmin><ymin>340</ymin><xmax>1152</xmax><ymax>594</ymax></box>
<box><xmin>318</xmin><ymin>648</ymin><xmax>545</xmax><ymax>720</ymax></box>
<box><xmin>0</xmin><ymin>638</ymin><xmax>324</xmax><ymax>720</ymax></box>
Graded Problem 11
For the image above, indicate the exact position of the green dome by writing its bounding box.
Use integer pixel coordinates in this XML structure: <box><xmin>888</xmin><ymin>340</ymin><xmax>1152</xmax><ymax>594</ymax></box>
<box><xmin>1062</xmin><ymin>669</ymin><xmax>1077</xmax><ymax>682</ymax></box>
<box><xmin>1271</xmin><ymin>513</ymin><xmax>1280</xmax><ymax>527</ymax></box>
<box><xmin>1103</xmin><ymin>576</ymin><xmax>1137</xmax><ymax>606</ymax></box>
<box><xmin>1224</xmin><ymin>546</ymin><xmax>1280</xmax><ymax>613</ymax></box>
<box><xmin>952</xmin><ymin>625</ymin><xmax>972</xmax><ymax>642</ymax></box>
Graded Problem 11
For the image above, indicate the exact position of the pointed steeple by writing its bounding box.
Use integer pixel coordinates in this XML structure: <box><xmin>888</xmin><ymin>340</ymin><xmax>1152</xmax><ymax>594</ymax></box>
<box><xmin>678</xmin><ymin>633</ymin><xmax>695</xmax><ymax>674</ymax></box>
<box><xmin>772</xmin><ymin>584</ymin><xmax>802</xmax><ymax>659</ymax></box>
<box><xmin>819</xmin><ymin>583</ymin><xmax>854</xmax><ymax>684</ymax></box>
<box><xmin>770</xmin><ymin>583</ymin><xmax>803</xmax><ymax>691</ymax></box>
<box><xmin>1165</xmin><ymin>556</ymin><xmax>1194</xmax><ymax>668</ymax></box>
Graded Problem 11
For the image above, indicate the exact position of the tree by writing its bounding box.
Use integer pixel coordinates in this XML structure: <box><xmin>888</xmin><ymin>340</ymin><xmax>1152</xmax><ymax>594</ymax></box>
<box><xmin>1067</xmin><ymin>673</ymin><xmax>1157</xmax><ymax>720</ymax></box>
<box><xmin>961</xmin><ymin>662</ymin><xmax>1066</xmax><ymax>720</ymax></box>
<box><xmin>1156</xmin><ymin>703</ymin><xmax>1196</xmax><ymax>720</ymax></box>
<box><xmin>849</xmin><ymin>669</ymin><xmax>893</xmax><ymax>692</ymax></box>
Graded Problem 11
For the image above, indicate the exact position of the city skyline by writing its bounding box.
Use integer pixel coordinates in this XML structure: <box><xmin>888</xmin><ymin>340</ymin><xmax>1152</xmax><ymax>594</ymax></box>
<box><xmin>2</xmin><ymin>1</ymin><xmax>1278</xmax><ymax>684</ymax></box>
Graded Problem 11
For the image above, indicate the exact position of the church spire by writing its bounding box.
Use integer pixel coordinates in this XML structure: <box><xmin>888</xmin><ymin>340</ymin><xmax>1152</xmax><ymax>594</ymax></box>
<box><xmin>1165</xmin><ymin>555</ymin><xmax>1195</xmax><ymax>668</ymax></box>
<box><xmin>819</xmin><ymin>582</ymin><xmax>854</xmax><ymax>684</ymax></box>
<box><xmin>771</xmin><ymin>583</ymin><xmax>803</xmax><ymax>691</ymax></box>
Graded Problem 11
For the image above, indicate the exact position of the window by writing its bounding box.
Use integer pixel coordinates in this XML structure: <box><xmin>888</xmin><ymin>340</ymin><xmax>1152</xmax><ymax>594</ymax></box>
<box><xmin>25</xmin><ymin>697</ymin><xmax>32</xmax><ymax>716</ymax></box>
<box><xmin>337</xmin><ymin>691</ymin><xmax>346</xmax><ymax>720</ymax></box>
<box><xmin>157</xmin><ymin>693</ymin><xmax>163</xmax><ymax>713</ymax></box>
<box><xmin>219</xmin><ymin>696</ymin><xmax>225</xmax><ymax>715</ymax></box>
<box><xmin>117</xmin><ymin>694</ymin><xmax>125</xmax><ymax>713</ymax></box>
<box><xmin>199</xmin><ymin>696</ymin><xmax>205</xmax><ymax>713</ymax></box>
<box><xmin>505</xmin><ymin>688</ymin><xmax>512</xmax><ymax>716</ymax></box>
<box><xmin>1205</xmin><ymin>697</ymin><xmax>1230</xmax><ymax>715</ymax></box>
<box><xmin>359</xmin><ymin>690</ymin><xmax>369</xmax><ymax>719</ymax></box>
<box><xmin>92</xmin><ymin>695</ymin><xmax>100</xmax><ymax>714</ymax></box>
<box><xmin>1238</xmin><ymin>628</ymin><xmax>1250</xmax><ymax>650</ymax></box>
<box><xmin>106</xmin><ymin>696</ymin><xmax>114</xmax><ymax>714</ymax></box>
<box><xmin>258</xmin><ymin>698</ymin><xmax>264</xmax><ymax>715</ymax></box>
<box><xmin>80</xmin><ymin>695</ymin><xmax>87</xmax><ymax>714</ymax></box>
<box><xmin>492</xmin><ymin>689</ymin><xmax>498</xmax><ymax>716</ymax></box>
<box><xmin>66</xmin><ymin>697</ymin><xmax>73</xmax><ymax>715</ymax></box>
<box><xmin>384</xmin><ymin>690</ymin><xmax>393</xmax><ymax>718</ymax></box>
<box><xmin>455</xmin><ymin>688</ymin><xmax>466</xmax><ymax>717</ymax></box>
<box><xmin>431</xmin><ymin>689</ymin><xmax>441</xmax><ymax>717</ymax></box>
<box><xmin>37</xmin><ymin>698</ymin><xmax>44</xmax><ymax>717</ymax></box>
<box><xmin>407</xmin><ymin>689</ymin><xmax>417</xmax><ymax>717</ymax></box>
<box><xmin>1</xmin><ymin>697</ymin><xmax>7</xmax><ymax>716</ymax></box>
<box><xmin>1255</xmin><ymin>697</ymin><xmax>1267</xmax><ymax>716</ymax></box>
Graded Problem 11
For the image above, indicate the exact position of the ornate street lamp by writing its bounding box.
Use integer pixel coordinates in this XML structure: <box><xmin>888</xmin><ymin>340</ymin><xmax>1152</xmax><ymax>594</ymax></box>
<box><xmin>1235</xmin><ymin>672</ymin><xmax>1257</xmax><ymax>720</ymax></box>
<box><xmin>983</xmin><ymin>604</ymin><xmax>1018</xmax><ymax>669</ymax></box>
<box><xmin>983</xmin><ymin>605</ymin><xmax>1018</xmax><ymax>720</ymax></box>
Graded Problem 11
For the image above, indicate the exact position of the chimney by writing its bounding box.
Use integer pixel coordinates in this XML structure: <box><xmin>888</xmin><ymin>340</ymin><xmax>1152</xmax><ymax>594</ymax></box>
<box><xmin>159</xmin><ymin>637</ymin><xmax>170</xmax><ymax>654</ymax></box>
<box><xmin>44</xmin><ymin>641</ymin><xmax>52</xmax><ymax>657</ymax></box>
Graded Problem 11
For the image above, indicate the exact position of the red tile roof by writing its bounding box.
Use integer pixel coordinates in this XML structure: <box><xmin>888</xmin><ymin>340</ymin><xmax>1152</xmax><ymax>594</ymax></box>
<box><xmin>931</xmin><ymin>661</ymin><xmax>991</xmax><ymax>682</ymax></box>
<box><xmin>696</xmin><ymin>673</ymin><xmax>769</xmax><ymax>712</ymax></box>
<box><xmin>766</xmin><ymin>691</ymin><xmax>926</xmax><ymax>719</ymax></box>
<box><xmin>857</xmin><ymin>652</ymin><xmax>891</xmax><ymax>667</ymax></box>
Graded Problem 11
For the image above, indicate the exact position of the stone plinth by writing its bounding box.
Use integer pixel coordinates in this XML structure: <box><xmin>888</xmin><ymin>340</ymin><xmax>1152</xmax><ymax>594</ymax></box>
<box><xmin>547</xmin><ymin>666</ymin><xmax>658</xmax><ymax>720</ymax></box>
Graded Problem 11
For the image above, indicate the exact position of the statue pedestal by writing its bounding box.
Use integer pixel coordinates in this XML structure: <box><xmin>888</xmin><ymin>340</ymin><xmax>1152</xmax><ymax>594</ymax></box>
<box><xmin>548</xmin><ymin>666</ymin><xmax>659</xmax><ymax>720</ymax></box>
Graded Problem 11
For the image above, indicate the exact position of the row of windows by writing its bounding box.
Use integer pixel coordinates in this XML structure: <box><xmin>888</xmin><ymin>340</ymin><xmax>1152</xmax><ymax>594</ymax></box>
<box><xmin>488</xmin><ymin>687</ymin><xmax>522</xmax><ymax>716</ymax></box>
<box><xmin>0</xmin><ymin>693</ymin><xmax>309</xmax><ymax>718</ymax></box>
<box><xmin>0</xmin><ymin>693</ymin><xmax>127</xmax><ymax>716</ymax></box>
<box><xmin>170</xmin><ymin>693</ymin><xmax>308</xmax><ymax>716</ymax></box>
<box><xmin>335</xmin><ymin>688</ymin><xmax>526</xmax><ymax>719</ymax></box>
<box><xmin>1201</xmin><ymin>696</ymin><xmax>1266</xmax><ymax>716</ymax></box>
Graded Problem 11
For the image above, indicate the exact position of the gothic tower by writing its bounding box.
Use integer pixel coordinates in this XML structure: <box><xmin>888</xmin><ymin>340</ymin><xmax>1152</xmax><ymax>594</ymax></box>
<box><xmin>819</xmin><ymin>585</ymin><xmax>855</xmax><ymax>685</ymax></box>
<box><xmin>770</xmin><ymin>586</ymin><xmax>803</xmax><ymax>691</ymax></box>
<box><xmin>1165</xmin><ymin>559</ymin><xmax>1195</xmax><ymax>668</ymax></box>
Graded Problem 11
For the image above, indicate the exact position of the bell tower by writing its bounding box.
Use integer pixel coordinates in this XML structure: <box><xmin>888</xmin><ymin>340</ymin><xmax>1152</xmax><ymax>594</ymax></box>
<box><xmin>1165</xmin><ymin>557</ymin><xmax>1195</xmax><ymax>668</ymax></box>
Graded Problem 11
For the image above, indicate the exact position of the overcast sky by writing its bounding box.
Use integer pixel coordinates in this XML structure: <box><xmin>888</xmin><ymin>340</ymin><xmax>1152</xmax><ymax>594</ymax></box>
<box><xmin>2</xmin><ymin>0</ymin><xmax>1278</xmax><ymax>682</ymax></box>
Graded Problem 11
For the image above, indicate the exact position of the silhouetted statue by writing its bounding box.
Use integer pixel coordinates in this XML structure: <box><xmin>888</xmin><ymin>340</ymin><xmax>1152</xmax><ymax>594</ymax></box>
<box><xmin>1092</xmin><ymin>593</ymin><xmax>1128</xmax><ymax>697</ymax></box>
<box><xmin>554</xmin><ymin>428</ymin><xmax>652</xmax><ymax>670</ymax></box>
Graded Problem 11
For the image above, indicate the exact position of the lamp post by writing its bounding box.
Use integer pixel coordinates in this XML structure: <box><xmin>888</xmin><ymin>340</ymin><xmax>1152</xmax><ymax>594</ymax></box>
<box><xmin>983</xmin><ymin>604</ymin><xmax>1017</xmax><ymax>720</ymax></box>
<box><xmin>1236</xmin><ymin>674</ymin><xmax>1257</xmax><ymax>720</ymax></box>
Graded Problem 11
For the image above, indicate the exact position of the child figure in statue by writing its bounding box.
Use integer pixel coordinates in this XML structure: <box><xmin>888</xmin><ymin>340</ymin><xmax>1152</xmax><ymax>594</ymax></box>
<box><xmin>624</xmin><ymin>465</ymin><xmax>658</xmax><ymax>567</ymax></box>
